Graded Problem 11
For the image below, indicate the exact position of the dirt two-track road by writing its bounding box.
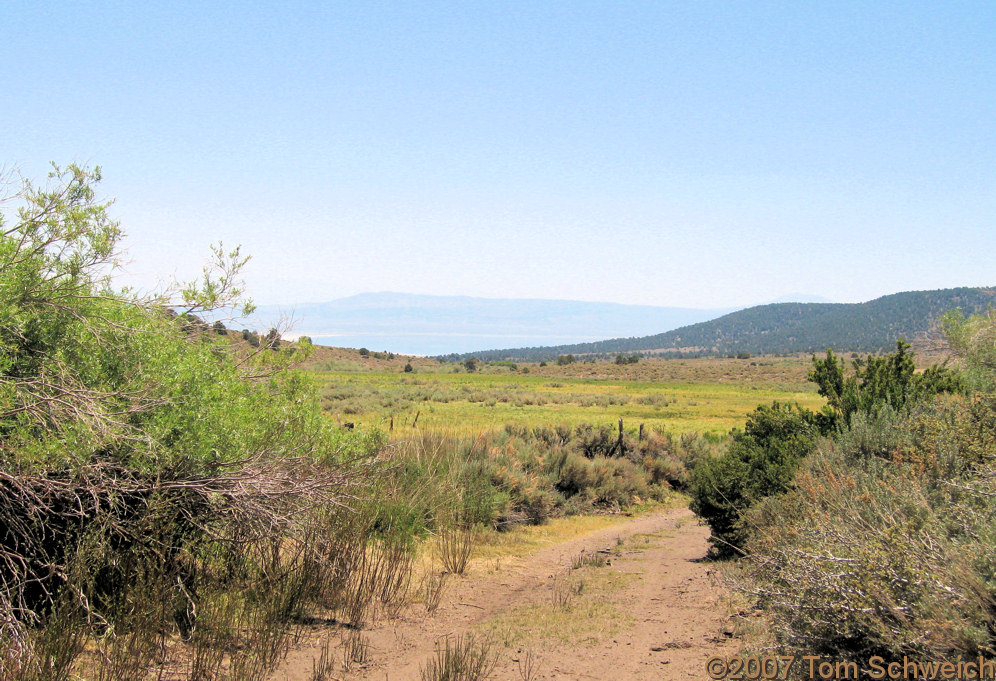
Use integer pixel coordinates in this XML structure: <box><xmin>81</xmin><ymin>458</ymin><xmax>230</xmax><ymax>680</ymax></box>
<box><xmin>272</xmin><ymin>506</ymin><xmax>741</xmax><ymax>681</ymax></box>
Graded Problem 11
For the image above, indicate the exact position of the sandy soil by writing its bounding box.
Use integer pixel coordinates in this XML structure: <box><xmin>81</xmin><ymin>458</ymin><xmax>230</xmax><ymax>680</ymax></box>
<box><xmin>270</xmin><ymin>506</ymin><xmax>740</xmax><ymax>681</ymax></box>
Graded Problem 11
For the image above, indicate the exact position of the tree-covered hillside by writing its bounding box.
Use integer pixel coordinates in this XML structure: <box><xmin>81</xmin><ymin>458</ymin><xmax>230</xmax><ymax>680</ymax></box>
<box><xmin>445</xmin><ymin>288</ymin><xmax>996</xmax><ymax>362</ymax></box>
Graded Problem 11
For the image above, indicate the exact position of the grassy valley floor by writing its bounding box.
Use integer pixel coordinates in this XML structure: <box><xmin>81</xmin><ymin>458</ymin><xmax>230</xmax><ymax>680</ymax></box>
<box><xmin>310</xmin><ymin>356</ymin><xmax>826</xmax><ymax>439</ymax></box>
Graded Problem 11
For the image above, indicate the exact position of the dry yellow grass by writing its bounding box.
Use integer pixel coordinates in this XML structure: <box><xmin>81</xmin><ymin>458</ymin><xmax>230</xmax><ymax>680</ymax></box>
<box><xmin>480</xmin><ymin>596</ymin><xmax>631</xmax><ymax>647</ymax></box>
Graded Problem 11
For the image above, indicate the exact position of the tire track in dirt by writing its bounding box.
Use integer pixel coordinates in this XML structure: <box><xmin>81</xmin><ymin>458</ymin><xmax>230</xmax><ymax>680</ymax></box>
<box><xmin>272</xmin><ymin>506</ymin><xmax>739</xmax><ymax>680</ymax></box>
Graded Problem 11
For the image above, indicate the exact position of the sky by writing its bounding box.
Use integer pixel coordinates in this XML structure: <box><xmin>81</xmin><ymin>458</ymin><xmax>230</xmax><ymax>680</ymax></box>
<box><xmin>2</xmin><ymin>1</ymin><xmax>994</xmax><ymax>309</ymax></box>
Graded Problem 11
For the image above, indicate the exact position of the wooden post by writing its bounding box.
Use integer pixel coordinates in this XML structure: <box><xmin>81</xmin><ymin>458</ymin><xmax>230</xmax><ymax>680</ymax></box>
<box><xmin>639</xmin><ymin>423</ymin><xmax>645</xmax><ymax>442</ymax></box>
<box><xmin>617</xmin><ymin>418</ymin><xmax>624</xmax><ymax>456</ymax></box>
<box><xmin>413</xmin><ymin>410</ymin><xmax>420</xmax><ymax>428</ymax></box>
<box><xmin>390</xmin><ymin>415</ymin><xmax>394</xmax><ymax>431</ymax></box>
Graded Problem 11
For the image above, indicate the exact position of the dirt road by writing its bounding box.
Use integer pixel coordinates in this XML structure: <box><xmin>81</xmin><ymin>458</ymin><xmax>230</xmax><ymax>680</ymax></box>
<box><xmin>272</xmin><ymin>506</ymin><xmax>740</xmax><ymax>680</ymax></box>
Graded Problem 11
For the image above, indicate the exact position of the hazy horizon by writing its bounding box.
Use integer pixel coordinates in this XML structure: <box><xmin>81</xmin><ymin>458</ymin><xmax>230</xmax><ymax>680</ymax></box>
<box><xmin>240</xmin><ymin>287</ymin><xmax>980</xmax><ymax>356</ymax></box>
<box><xmin>247</xmin><ymin>290</ymin><xmax>742</xmax><ymax>355</ymax></box>
<box><xmin>256</xmin><ymin>289</ymin><xmax>835</xmax><ymax>309</ymax></box>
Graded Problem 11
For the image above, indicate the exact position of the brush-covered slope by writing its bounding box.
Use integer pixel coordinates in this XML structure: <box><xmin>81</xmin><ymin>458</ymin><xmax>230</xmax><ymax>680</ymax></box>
<box><xmin>447</xmin><ymin>287</ymin><xmax>995</xmax><ymax>361</ymax></box>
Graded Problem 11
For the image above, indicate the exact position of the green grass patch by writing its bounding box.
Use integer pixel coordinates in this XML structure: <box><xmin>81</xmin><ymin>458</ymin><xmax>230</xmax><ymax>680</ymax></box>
<box><xmin>312</xmin><ymin>370</ymin><xmax>824</xmax><ymax>438</ymax></box>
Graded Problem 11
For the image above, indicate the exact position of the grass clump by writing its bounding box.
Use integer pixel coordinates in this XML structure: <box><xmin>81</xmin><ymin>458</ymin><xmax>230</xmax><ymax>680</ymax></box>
<box><xmin>421</xmin><ymin>568</ymin><xmax>448</xmax><ymax>615</ymax></box>
<box><xmin>481</xmin><ymin>594</ymin><xmax>629</xmax><ymax>647</ymax></box>
<box><xmin>419</xmin><ymin>634</ymin><xmax>499</xmax><ymax>681</ymax></box>
<box><xmin>570</xmin><ymin>550</ymin><xmax>608</xmax><ymax>570</ymax></box>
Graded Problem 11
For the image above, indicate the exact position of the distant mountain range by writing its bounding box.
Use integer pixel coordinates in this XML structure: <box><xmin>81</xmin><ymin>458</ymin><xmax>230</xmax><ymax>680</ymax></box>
<box><xmin>444</xmin><ymin>287</ymin><xmax>996</xmax><ymax>362</ymax></box>
<box><xmin>249</xmin><ymin>292</ymin><xmax>738</xmax><ymax>356</ymax></box>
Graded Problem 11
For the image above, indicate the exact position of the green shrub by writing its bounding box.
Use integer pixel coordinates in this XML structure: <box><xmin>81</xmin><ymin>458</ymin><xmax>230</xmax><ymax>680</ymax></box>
<box><xmin>489</xmin><ymin>359</ymin><xmax>518</xmax><ymax>371</ymax></box>
<box><xmin>553</xmin><ymin>452</ymin><xmax>648</xmax><ymax>507</ymax></box>
<box><xmin>810</xmin><ymin>341</ymin><xmax>962</xmax><ymax>429</ymax></box>
<box><xmin>574</xmin><ymin>423</ymin><xmax>617</xmax><ymax>458</ymax></box>
<box><xmin>509</xmin><ymin>486</ymin><xmax>562</xmax><ymax>526</ymax></box>
<box><xmin>459</xmin><ymin>460</ymin><xmax>510</xmax><ymax>528</ymax></box>
<box><xmin>553</xmin><ymin>451</ymin><xmax>597</xmax><ymax>497</ymax></box>
<box><xmin>942</xmin><ymin>308</ymin><xmax>996</xmax><ymax>392</ymax></box>
<box><xmin>642</xmin><ymin>455</ymin><xmax>688</xmax><ymax>490</ymax></box>
<box><xmin>590</xmin><ymin>457</ymin><xmax>649</xmax><ymax>506</ymax></box>
<box><xmin>689</xmin><ymin>403</ymin><xmax>820</xmax><ymax>557</ymax></box>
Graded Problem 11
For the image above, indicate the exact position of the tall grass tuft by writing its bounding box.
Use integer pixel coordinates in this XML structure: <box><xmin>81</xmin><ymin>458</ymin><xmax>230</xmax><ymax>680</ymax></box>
<box><xmin>422</xmin><ymin>568</ymin><xmax>448</xmax><ymax>615</ymax></box>
<box><xmin>437</xmin><ymin>526</ymin><xmax>476</xmax><ymax>575</ymax></box>
<box><xmin>570</xmin><ymin>550</ymin><xmax>608</xmax><ymax>570</ymax></box>
<box><xmin>419</xmin><ymin>634</ymin><xmax>499</xmax><ymax>681</ymax></box>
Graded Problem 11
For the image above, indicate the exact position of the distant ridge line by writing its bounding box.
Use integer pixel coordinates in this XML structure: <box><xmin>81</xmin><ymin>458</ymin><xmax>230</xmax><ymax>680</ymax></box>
<box><xmin>441</xmin><ymin>287</ymin><xmax>996</xmax><ymax>362</ymax></box>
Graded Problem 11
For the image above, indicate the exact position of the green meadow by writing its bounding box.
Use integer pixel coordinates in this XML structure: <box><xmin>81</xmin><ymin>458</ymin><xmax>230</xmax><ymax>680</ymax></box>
<box><xmin>312</xmin><ymin>367</ymin><xmax>827</xmax><ymax>438</ymax></box>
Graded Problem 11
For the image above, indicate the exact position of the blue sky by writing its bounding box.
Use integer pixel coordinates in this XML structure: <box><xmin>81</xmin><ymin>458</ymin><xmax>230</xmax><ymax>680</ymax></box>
<box><xmin>3</xmin><ymin>1</ymin><xmax>994</xmax><ymax>308</ymax></box>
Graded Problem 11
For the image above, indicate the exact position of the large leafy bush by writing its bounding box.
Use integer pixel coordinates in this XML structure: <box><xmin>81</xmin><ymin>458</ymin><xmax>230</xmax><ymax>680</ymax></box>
<box><xmin>689</xmin><ymin>402</ymin><xmax>820</xmax><ymax>556</ymax></box>
<box><xmin>0</xmin><ymin>165</ymin><xmax>382</xmax><ymax>679</ymax></box>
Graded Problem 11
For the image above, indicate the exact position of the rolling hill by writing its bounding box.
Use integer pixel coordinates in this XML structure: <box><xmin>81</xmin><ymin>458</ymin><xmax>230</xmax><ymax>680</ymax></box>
<box><xmin>444</xmin><ymin>287</ymin><xmax>996</xmax><ymax>362</ymax></box>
